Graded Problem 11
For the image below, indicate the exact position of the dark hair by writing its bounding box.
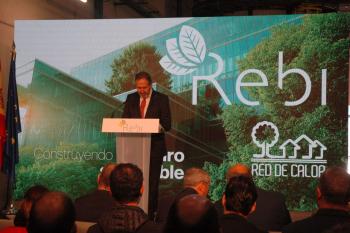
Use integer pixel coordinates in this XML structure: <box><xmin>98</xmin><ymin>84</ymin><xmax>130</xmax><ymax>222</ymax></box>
<box><xmin>319</xmin><ymin>166</ymin><xmax>350</xmax><ymax>205</ymax></box>
<box><xmin>110</xmin><ymin>163</ymin><xmax>143</xmax><ymax>203</ymax></box>
<box><xmin>28</xmin><ymin>192</ymin><xmax>76</xmax><ymax>233</ymax></box>
<box><xmin>224</xmin><ymin>175</ymin><xmax>257</xmax><ymax>216</ymax></box>
<box><xmin>135</xmin><ymin>71</ymin><xmax>152</xmax><ymax>84</ymax></box>
<box><xmin>14</xmin><ymin>185</ymin><xmax>49</xmax><ymax>226</ymax></box>
<box><xmin>163</xmin><ymin>194</ymin><xmax>221</xmax><ymax>233</ymax></box>
<box><xmin>24</xmin><ymin>185</ymin><xmax>49</xmax><ymax>202</ymax></box>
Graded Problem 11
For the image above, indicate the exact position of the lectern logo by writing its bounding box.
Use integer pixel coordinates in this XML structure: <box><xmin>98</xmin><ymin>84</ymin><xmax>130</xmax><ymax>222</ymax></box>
<box><xmin>119</xmin><ymin>120</ymin><xmax>126</xmax><ymax>127</ymax></box>
<box><xmin>251</xmin><ymin>121</ymin><xmax>327</xmax><ymax>178</ymax></box>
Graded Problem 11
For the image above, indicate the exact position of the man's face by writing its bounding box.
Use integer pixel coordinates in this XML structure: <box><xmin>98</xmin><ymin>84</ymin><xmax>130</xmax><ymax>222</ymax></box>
<box><xmin>135</xmin><ymin>78</ymin><xmax>151</xmax><ymax>99</ymax></box>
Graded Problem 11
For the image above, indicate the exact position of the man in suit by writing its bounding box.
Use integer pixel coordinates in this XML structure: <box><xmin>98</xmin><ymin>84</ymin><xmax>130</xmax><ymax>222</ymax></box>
<box><xmin>87</xmin><ymin>163</ymin><xmax>160</xmax><ymax>233</ymax></box>
<box><xmin>215</xmin><ymin>164</ymin><xmax>291</xmax><ymax>231</ymax></box>
<box><xmin>221</xmin><ymin>176</ymin><xmax>267</xmax><ymax>233</ymax></box>
<box><xmin>156</xmin><ymin>167</ymin><xmax>210</xmax><ymax>223</ymax></box>
<box><xmin>75</xmin><ymin>163</ymin><xmax>117</xmax><ymax>222</ymax></box>
<box><xmin>282</xmin><ymin>166</ymin><xmax>350</xmax><ymax>233</ymax></box>
<box><xmin>122</xmin><ymin>71</ymin><xmax>171</xmax><ymax>220</ymax></box>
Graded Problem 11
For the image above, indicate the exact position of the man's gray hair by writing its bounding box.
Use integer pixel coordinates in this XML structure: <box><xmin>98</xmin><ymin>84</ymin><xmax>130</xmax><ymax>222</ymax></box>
<box><xmin>183</xmin><ymin>167</ymin><xmax>210</xmax><ymax>187</ymax></box>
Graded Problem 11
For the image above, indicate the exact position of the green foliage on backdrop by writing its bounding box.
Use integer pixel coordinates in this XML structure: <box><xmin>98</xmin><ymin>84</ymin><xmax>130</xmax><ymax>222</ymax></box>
<box><xmin>106</xmin><ymin>42</ymin><xmax>172</xmax><ymax>95</ymax></box>
<box><xmin>14</xmin><ymin>143</ymin><xmax>107</xmax><ymax>200</ymax></box>
<box><xmin>204</xmin><ymin>13</ymin><xmax>349</xmax><ymax>211</ymax></box>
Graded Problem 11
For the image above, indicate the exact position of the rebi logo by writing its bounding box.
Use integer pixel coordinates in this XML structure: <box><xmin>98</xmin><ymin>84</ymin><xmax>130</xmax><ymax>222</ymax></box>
<box><xmin>250</xmin><ymin>121</ymin><xmax>326</xmax><ymax>178</ymax></box>
<box><xmin>160</xmin><ymin>25</ymin><xmax>327</xmax><ymax>106</ymax></box>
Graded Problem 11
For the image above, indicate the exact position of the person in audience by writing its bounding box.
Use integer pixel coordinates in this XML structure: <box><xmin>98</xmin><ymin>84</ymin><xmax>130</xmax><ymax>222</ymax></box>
<box><xmin>156</xmin><ymin>167</ymin><xmax>210</xmax><ymax>223</ymax></box>
<box><xmin>215</xmin><ymin>163</ymin><xmax>291</xmax><ymax>231</ymax></box>
<box><xmin>220</xmin><ymin>175</ymin><xmax>267</xmax><ymax>233</ymax></box>
<box><xmin>282</xmin><ymin>166</ymin><xmax>350</xmax><ymax>233</ymax></box>
<box><xmin>163</xmin><ymin>194</ymin><xmax>221</xmax><ymax>233</ymax></box>
<box><xmin>87</xmin><ymin>163</ymin><xmax>160</xmax><ymax>233</ymax></box>
<box><xmin>15</xmin><ymin>185</ymin><xmax>49</xmax><ymax>227</ymax></box>
<box><xmin>75</xmin><ymin>162</ymin><xmax>117</xmax><ymax>222</ymax></box>
<box><xmin>27</xmin><ymin>191</ymin><xmax>76</xmax><ymax>233</ymax></box>
<box><xmin>0</xmin><ymin>185</ymin><xmax>48</xmax><ymax>233</ymax></box>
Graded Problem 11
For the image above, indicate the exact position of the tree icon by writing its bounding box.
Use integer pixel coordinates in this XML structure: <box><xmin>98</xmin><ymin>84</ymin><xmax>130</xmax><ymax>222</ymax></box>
<box><xmin>251</xmin><ymin>121</ymin><xmax>279</xmax><ymax>158</ymax></box>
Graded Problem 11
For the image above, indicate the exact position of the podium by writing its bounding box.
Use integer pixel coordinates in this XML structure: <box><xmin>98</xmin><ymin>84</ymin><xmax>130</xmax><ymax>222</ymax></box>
<box><xmin>101</xmin><ymin>118</ymin><xmax>159</xmax><ymax>213</ymax></box>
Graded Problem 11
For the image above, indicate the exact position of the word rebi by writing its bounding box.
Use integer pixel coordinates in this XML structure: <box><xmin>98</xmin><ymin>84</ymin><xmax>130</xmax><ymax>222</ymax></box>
<box><xmin>193</xmin><ymin>51</ymin><xmax>327</xmax><ymax>106</ymax></box>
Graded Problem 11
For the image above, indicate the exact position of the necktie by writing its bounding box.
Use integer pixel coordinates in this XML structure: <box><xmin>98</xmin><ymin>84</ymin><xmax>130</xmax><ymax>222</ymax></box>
<box><xmin>140</xmin><ymin>98</ymin><xmax>146</xmax><ymax>118</ymax></box>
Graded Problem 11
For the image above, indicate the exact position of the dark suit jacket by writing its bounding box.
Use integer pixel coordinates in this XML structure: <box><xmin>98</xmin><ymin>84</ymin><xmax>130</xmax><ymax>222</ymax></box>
<box><xmin>221</xmin><ymin>214</ymin><xmax>268</xmax><ymax>233</ymax></box>
<box><xmin>282</xmin><ymin>209</ymin><xmax>350</xmax><ymax>233</ymax></box>
<box><xmin>75</xmin><ymin>189</ymin><xmax>115</xmax><ymax>222</ymax></box>
<box><xmin>87</xmin><ymin>220</ymin><xmax>160</xmax><ymax>233</ymax></box>
<box><xmin>122</xmin><ymin>90</ymin><xmax>171</xmax><ymax>138</ymax></box>
<box><xmin>215</xmin><ymin>187</ymin><xmax>291</xmax><ymax>231</ymax></box>
<box><xmin>156</xmin><ymin>187</ymin><xmax>198</xmax><ymax>223</ymax></box>
<box><xmin>87</xmin><ymin>204</ymin><xmax>161</xmax><ymax>233</ymax></box>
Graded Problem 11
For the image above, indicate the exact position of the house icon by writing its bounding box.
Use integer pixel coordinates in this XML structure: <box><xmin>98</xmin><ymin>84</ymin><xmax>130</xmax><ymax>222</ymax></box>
<box><xmin>294</xmin><ymin>135</ymin><xmax>316</xmax><ymax>159</ymax></box>
<box><xmin>279</xmin><ymin>139</ymin><xmax>301</xmax><ymax>159</ymax></box>
<box><xmin>313</xmin><ymin>140</ymin><xmax>327</xmax><ymax>159</ymax></box>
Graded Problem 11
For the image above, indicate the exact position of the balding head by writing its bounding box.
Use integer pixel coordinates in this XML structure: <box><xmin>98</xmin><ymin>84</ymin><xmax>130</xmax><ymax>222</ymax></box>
<box><xmin>177</xmin><ymin>195</ymin><xmax>212</xmax><ymax>226</ymax></box>
<box><xmin>226</xmin><ymin>163</ymin><xmax>252</xmax><ymax>181</ymax></box>
<box><xmin>318</xmin><ymin>166</ymin><xmax>350</xmax><ymax>207</ymax></box>
<box><xmin>183</xmin><ymin>168</ymin><xmax>210</xmax><ymax>196</ymax></box>
<box><xmin>98</xmin><ymin>163</ymin><xmax>117</xmax><ymax>189</ymax></box>
<box><xmin>21</xmin><ymin>185</ymin><xmax>49</xmax><ymax>221</ymax></box>
<box><xmin>28</xmin><ymin>192</ymin><xmax>75</xmax><ymax>233</ymax></box>
<box><xmin>164</xmin><ymin>194</ymin><xmax>220</xmax><ymax>233</ymax></box>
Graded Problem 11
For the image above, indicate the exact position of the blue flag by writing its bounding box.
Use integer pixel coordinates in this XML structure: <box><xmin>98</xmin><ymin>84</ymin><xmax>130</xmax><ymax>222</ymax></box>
<box><xmin>3</xmin><ymin>44</ymin><xmax>21</xmax><ymax>182</ymax></box>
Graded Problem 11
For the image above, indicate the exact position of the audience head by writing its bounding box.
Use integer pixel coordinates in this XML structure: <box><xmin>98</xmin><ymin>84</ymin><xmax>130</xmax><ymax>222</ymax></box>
<box><xmin>223</xmin><ymin>175</ymin><xmax>258</xmax><ymax>217</ymax></box>
<box><xmin>163</xmin><ymin>194</ymin><xmax>220</xmax><ymax>233</ymax></box>
<box><xmin>23</xmin><ymin>185</ymin><xmax>49</xmax><ymax>218</ymax></box>
<box><xmin>317</xmin><ymin>166</ymin><xmax>350</xmax><ymax>209</ymax></box>
<box><xmin>97</xmin><ymin>162</ymin><xmax>117</xmax><ymax>191</ymax></box>
<box><xmin>226</xmin><ymin>163</ymin><xmax>252</xmax><ymax>181</ymax></box>
<box><xmin>15</xmin><ymin>185</ymin><xmax>49</xmax><ymax>226</ymax></box>
<box><xmin>110</xmin><ymin>163</ymin><xmax>143</xmax><ymax>204</ymax></box>
<box><xmin>27</xmin><ymin>191</ymin><xmax>76</xmax><ymax>233</ymax></box>
<box><xmin>183</xmin><ymin>167</ymin><xmax>211</xmax><ymax>197</ymax></box>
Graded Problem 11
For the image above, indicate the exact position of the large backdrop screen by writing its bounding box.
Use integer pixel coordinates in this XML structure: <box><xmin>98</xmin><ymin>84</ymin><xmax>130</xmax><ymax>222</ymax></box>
<box><xmin>15</xmin><ymin>13</ymin><xmax>349</xmax><ymax>211</ymax></box>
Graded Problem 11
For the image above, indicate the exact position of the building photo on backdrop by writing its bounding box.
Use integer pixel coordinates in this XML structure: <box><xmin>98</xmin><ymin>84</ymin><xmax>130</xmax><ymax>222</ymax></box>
<box><xmin>13</xmin><ymin>12</ymin><xmax>350</xmax><ymax>212</ymax></box>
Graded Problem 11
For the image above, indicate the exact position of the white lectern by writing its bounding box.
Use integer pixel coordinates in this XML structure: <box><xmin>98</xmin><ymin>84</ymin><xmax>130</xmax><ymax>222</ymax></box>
<box><xmin>102</xmin><ymin>118</ymin><xmax>159</xmax><ymax>213</ymax></box>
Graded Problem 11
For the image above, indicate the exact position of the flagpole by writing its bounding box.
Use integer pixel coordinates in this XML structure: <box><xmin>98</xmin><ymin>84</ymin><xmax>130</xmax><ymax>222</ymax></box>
<box><xmin>12</xmin><ymin>42</ymin><xmax>16</xmax><ymax>61</ymax></box>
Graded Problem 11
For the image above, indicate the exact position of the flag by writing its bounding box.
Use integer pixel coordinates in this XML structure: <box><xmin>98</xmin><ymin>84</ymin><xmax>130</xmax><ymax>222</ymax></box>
<box><xmin>3</xmin><ymin>43</ymin><xmax>21</xmax><ymax>182</ymax></box>
<box><xmin>0</xmin><ymin>59</ymin><xmax>6</xmax><ymax>169</ymax></box>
